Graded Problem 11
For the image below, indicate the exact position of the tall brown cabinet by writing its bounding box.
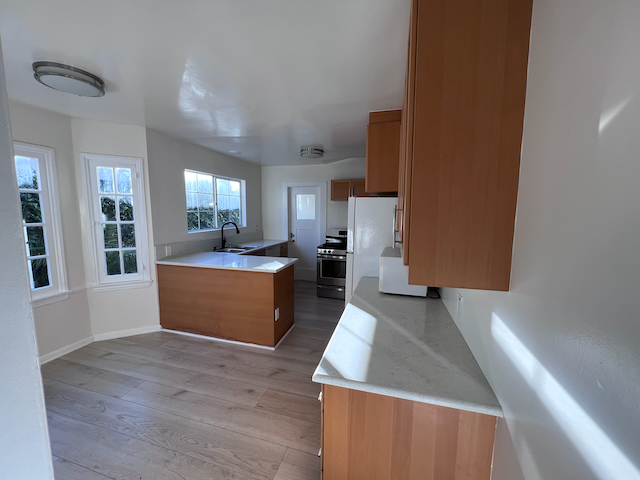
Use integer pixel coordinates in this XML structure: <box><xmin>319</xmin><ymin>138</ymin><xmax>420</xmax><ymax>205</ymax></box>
<box><xmin>397</xmin><ymin>0</ymin><xmax>533</xmax><ymax>291</ymax></box>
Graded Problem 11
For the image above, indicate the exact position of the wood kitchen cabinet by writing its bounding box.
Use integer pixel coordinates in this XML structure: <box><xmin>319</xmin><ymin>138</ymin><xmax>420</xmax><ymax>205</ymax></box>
<box><xmin>157</xmin><ymin>264</ymin><xmax>294</xmax><ymax>347</ymax></box>
<box><xmin>397</xmin><ymin>0</ymin><xmax>533</xmax><ymax>291</ymax></box>
<box><xmin>366</xmin><ymin>110</ymin><xmax>401</xmax><ymax>194</ymax></box>
<box><xmin>330</xmin><ymin>179</ymin><xmax>368</xmax><ymax>201</ymax></box>
<box><xmin>321</xmin><ymin>384</ymin><xmax>496</xmax><ymax>479</ymax></box>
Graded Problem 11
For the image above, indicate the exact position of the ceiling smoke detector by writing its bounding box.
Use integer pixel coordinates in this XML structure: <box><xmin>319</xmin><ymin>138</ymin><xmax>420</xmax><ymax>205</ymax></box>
<box><xmin>32</xmin><ymin>61</ymin><xmax>105</xmax><ymax>97</ymax></box>
<box><xmin>300</xmin><ymin>147</ymin><xmax>324</xmax><ymax>159</ymax></box>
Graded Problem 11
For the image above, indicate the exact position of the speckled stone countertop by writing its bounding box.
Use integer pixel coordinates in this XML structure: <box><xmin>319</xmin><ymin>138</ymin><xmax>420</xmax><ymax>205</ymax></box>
<box><xmin>223</xmin><ymin>239</ymin><xmax>287</xmax><ymax>251</ymax></box>
<box><xmin>156</xmin><ymin>239</ymin><xmax>296</xmax><ymax>274</ymax></box>
<box><xmin>312</xmin><ymin>277</ymin><xmax>502</xmax><ymax>416</ymax></box>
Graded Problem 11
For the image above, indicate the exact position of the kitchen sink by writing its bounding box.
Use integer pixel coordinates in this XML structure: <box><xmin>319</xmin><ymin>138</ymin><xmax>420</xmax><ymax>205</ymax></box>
<box><xmin>215</xmin><ymin>248</ymin><xmax>246</xmax><ymax>253</ymax></box>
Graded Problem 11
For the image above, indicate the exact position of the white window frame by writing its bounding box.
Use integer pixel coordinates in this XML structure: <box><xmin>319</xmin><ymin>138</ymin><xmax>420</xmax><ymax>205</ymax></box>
<box><xmin>14</xmin><ymin>142</ymin><xmax>69</xmax><ymax>305</ymax></box>
<box><xmin>82</xmin><ymin>154</ymin><xmax>151</xmax><ymax>290</ymax></box>
<box><xmin>184</xmin><ymin>168</ymin><xmax>247</xmax><ymax>233</ymax></box>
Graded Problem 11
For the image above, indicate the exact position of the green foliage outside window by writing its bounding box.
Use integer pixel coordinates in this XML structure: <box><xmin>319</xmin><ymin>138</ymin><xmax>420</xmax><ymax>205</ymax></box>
<box><xmin>185</xmin><ymin>170</ymin><xmax>243</xmax><ymax>231</ymax></box>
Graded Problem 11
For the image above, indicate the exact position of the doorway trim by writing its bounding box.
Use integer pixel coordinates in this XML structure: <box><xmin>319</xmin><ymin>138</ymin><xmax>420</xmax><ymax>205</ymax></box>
<box><xmin>282</xmin><ymin>181</ymin><xmax>327</xmax><ymax>248</ymax></box>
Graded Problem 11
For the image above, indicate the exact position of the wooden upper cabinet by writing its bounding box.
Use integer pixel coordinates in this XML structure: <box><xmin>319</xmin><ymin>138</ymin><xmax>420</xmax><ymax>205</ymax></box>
<box><xmin>401</xmin><ymin>0</ymin><xmax>533</xmax><ymax>291</ymax></box>
<box><xmin>366</xmin><ymin>110</ymin><xmax>401</xmax><ymax>194</ymax></box>
<box><xmin>331</xmin><ymin>179</ymin><xmax>369</xmax><ymax>201</ymax></box>
<box><xmin>331</xmin><ymin>180</ymin><xmax>351</xmax><ymax>201</ymax></box>
<box><xmin>397</xmin><ymin>0</ymin><xmax>419</xmax><ymax>267</ymax></box>
<box><xmin>351</xmin><ymin>179</ymin><xmax>366</xmax><ymax>197</ymax></box>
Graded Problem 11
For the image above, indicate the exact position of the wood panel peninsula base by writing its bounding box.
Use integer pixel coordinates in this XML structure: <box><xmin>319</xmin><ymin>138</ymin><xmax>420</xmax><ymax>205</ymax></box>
<box><xmin>157</xmin><ymin>263</ymin><xmax>294</xmax><ymax>347</ymax></box>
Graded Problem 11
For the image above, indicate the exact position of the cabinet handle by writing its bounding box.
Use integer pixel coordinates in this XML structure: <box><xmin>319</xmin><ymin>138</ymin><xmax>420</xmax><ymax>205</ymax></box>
<box><xmin>393</xmin><ymin>205</ymin><xmax>403</xmax><ymax>248</ymax></box>
<box><xmin>318</xmin><ymin>392</ymin><xmax>322</xmax><ymax>402</ymax></box>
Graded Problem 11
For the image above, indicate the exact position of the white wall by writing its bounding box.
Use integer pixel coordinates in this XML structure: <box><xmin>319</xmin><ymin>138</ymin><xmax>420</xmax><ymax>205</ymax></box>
<box><xmin>261</xmin><ymin>157</ymin><xmax>366</xmax><ymax>239</ymax></box>
<box><xmin>440</xmin><ymin>1</ymin><xmax>640</xmax><ymax>479</ymax></box>
<box><xmin>8</xmin><ymin>101</ymin><xmax>92</xmax><ymax>357</ymax></box>
<box><xmin>146</xmin><ymin>128</ymin><xmax>263</xmax><ymax>252</ymax></box>
<box><xmin>0</xmin><ymin>42</ymin><xmax>54</xmax><ymax>480</ymax></box>
<box><xmin>71</xmin><ymin>119</ymin><xmax>160</xmax><ymax>337</ymax></box>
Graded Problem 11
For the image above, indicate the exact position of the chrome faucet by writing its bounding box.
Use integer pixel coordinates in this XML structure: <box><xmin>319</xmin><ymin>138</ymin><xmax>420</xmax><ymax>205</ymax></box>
<box><xmin>220</xmin><ymin>221</ymin><xmax>240</xmax><ymax>249</ymax></box>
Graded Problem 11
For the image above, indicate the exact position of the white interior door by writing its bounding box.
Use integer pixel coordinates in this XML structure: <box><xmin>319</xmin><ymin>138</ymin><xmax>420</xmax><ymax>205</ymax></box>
<box><xmin>289</xmin><ymin>186</ymin><xmax>322</xmax><ymax>281</ymax></box>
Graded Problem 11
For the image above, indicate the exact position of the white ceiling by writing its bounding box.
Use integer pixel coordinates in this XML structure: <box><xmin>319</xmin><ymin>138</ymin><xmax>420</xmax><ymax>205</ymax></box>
<box><xmin>0</xmin><ymin>0</ymin><xmax>410</xmax><ymax>166</ymax></box>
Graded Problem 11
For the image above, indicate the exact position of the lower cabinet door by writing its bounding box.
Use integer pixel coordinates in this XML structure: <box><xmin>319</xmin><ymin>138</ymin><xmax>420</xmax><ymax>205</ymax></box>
<box><xmin>322</xmin><ymin>384</ymin><xmax>497</xmax><ymax>480</ymax></box>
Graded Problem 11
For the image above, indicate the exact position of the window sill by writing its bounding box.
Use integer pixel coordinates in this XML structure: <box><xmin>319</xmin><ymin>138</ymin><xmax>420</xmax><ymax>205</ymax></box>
<box><xmin>90</xmin><ymin>280</ymin><xmax>152</xmax><ymax>293</ymax></box>
<box><xmin>32</xmin><ymin>290</ymin><xmax>71</xmax><ymax>308</ymax></box>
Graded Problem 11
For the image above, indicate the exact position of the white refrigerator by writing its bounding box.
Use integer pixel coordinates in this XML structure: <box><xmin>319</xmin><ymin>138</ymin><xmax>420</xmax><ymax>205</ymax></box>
<box><xmin>345</xmin><ymin>196</ymin><xmax>398</xmax><ymax>305</ymax></box>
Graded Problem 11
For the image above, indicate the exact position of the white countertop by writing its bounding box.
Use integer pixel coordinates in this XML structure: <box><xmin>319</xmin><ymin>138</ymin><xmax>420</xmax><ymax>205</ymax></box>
<box><xmin>224</xmin><ymin>239</ymin><xmax>287</xmax><ymax>251</ymax></box>
<box><xmin>312</xmin><ymin>277</ymin><xmax>502</xmax><ymax>417</ymax></box>
<box><xmin>156</xmin><ymin>240</ymin><xmax>296</xmax><ymax>273</ymax></box>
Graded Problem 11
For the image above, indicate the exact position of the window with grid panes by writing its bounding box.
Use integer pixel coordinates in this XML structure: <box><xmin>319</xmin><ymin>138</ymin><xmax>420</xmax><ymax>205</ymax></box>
<box><xmin>83</xmin><ymin>154</ymin><xmax>150</xmax><ymax>286</ymax></box>
<box><xmin>14</xmin><ymin>143</ymin><xmax>68</xmax><ymax>300</ymax></box>
<box><xmin>184</xmin><ymin>170</ymin><xmax>245</xmax><ymax>232</ymax></box>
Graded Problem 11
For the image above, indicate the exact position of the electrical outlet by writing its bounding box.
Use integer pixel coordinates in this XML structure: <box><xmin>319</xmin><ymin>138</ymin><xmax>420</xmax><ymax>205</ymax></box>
<box><xmin>457</xmin><ymin>293</ymin><xmax>464</xmax><ymax>319</ymax></box>
<box><xmin>165</xmin><ymin>246</ymin><xmax>172</xmax><ymax>257</ymax></box>
<box><xmin>275</xmin><ymin>307</ymin><xmax>280</xmax><ymax>321</ymax></box>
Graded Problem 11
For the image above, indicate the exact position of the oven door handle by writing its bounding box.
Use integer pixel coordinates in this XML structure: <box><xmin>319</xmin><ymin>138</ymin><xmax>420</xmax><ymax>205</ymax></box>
<box><xmin>317</xmin><ymin>254</ymin><xmax>346</xmax><ymax>260</ymax></box>
<box><xmin>317</xmin><ymin>285</ymin><xmax>345</xmax><ymax>292</ymax></box>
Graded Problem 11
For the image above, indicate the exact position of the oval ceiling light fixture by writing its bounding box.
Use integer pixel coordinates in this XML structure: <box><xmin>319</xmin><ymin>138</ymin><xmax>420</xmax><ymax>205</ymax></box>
<box><xmin>228</xmin><ymin>150</ymin><xmax>242</xmax><ymax>155</ymax></box>
<box><xmin>300</xmin><ymin>146</ymin><xmax>324</xmax><ymax>159</ymax></box>
<box><xmin>33</xmin><ymin>61</ymin><xmax>105</xmax><ymax>97</ymax></box>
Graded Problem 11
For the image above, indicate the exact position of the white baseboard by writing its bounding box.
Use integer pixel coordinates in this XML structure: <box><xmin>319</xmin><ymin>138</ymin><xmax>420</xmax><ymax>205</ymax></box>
<box><xmin>93</xmin><ymin>324</ymin><xmax>162</xmax><ymax>342</ymax></box>
<box><xmin>274</xmin><ymin>324</ymin><xmax>295</xmax><ymax>349</ymax></box>
<box><xmin>39</xmin><ymin>336</ymin><xmax>94</xmax><ymax>365</ymax></box>
<box><xmin>161</xmin><ymin>328</ymin><xmax>278</xmax><ymax>351</ymax></box>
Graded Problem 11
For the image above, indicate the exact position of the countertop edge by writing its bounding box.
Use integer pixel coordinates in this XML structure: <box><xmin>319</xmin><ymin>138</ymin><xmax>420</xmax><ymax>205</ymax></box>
<box><xmin>156</xmin><ymin>258</ymin><xmax>297</xmax><ymax>273</ymax></box>
<box><xmin>312</xmin><ymin>372</ymin><xmax>503</xmax><ymax>417</ymax></box>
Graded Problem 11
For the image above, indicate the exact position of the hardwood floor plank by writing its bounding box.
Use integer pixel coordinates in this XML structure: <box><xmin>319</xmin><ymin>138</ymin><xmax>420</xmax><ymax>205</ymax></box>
<box><xmin>41</xmin><ymin>359</ymin><xmax>143</xmax><ymax>398</ymax></box>
<box><xmin>90</xmin><ymin>338</ymin><xmax>236</xmax><ymax>377</ymax></box>
<box><xmin>292</xmin><ymin>316</ymin><xmax>339</xmax><ymax>332</ymax></box>
<box><xmin>282</xmin><ymin>448</ymin><xmax>321</xmax><ymax>472</ymax></box>
<box><xmin>256</xmin><ymin>389</ymin><xmax>321</xmax><ymax>425</ymax></box>
<box><xmin>122</xmin><ymin>381</ymin><xmax>321</xmax><ymax>455</ymax></box>
<box><xmin>226</xmin><ymin>363</ymin><xmax>320</xmax><ymax>399</ymax></box>
<box><xmin>64</xmin><ymin>347</ymin><xmax>265</xmax><ymax>406</ymax></box>
<box><xmin>157</xmin><ymin>336</ymin><xmax>317</xmax><ymax>376</ymax></box>
<box><xmin>278</xmin><ymin>334</ymin><xmax>329</xmax><ymax>351</ymax></box>
<box><xmin>45</xmin><ymin>380</ymin><xmax>284</xmax><ymax>480</ymax></box>
<box><xmin>243</xmin><ymin>355</ymin><xmax>318</xmax><ymax>377</ymax></box>
<box><xmin>273</xmin><ymin>461</ymin><xmax>320</xmax><ymax>480</ymax></box>
<box><xmin>159</xmin><ymin>336</ymin><xmax>270</xmax><ymax>363</ymax></box>
<box><xmin>48</xmin><ymin>412</ymin><xmax>262</xmax><ymax>480</ymax></box>
<box><xmin>290</xmin><ymin>326</ymin><xmax>334</xmax><ymax>341</ymax></box>
<box><xmin>124</xmin><ymin>331</ymin><xmax>179</xmax><ymax>347</ymax></box>
<box><xmin>271</xmin><ymin>344</ymin><xmax>324</xmax><ymax>365</ymax></box>
<box><xmin>63</xmin><ymin>347</ymin><xmax>199</xmax><ymax>384</ymax></box>
<box><xmin>54</xmin><ymin>459</ymin><xmax>115</xmax><ymax>480</ymax></box>
<box><xmin>182</xmin><ymin>373</ymin><xmax>268</xmax><ymax>407</ymax></box>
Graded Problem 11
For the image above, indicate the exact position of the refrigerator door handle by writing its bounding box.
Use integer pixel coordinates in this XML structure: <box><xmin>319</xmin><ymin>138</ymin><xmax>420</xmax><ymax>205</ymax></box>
<box><xmin>393</xmin><ymin>205</ymin><xmax>403</xmax><ymax>248</ymax></box>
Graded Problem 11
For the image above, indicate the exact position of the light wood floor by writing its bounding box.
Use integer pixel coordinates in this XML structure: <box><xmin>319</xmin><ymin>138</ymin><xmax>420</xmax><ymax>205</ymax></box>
<box><xmin>44</xmin><ymin>280</ymin><xmax>344</xmax><ymax>480</ymax></box>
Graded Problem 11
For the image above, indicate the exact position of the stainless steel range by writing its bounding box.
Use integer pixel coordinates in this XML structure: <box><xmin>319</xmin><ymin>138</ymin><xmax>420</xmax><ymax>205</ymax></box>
<box><xmin>317</xmin><ymin>229</ymin><xmax>347</xmax><ymax>299</ymax></box>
